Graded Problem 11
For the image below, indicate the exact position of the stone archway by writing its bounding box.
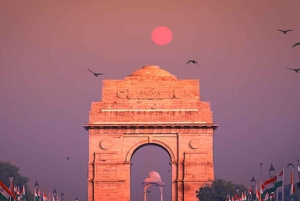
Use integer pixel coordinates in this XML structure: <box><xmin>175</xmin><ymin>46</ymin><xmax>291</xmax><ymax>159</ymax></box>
<box><xmin>142</xmin><ymin>170</ymin><xmax>166</xmax><ymax>201</ymax></box>
<box><xmin>84</xmin><ymin>66</ymin><xmax>218</xmax><ymax>201</ymax></box>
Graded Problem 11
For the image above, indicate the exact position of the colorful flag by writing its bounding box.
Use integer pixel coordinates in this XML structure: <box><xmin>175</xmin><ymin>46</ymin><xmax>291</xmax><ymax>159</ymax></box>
<box><xmin>43</xmin><ymin>192</ymin><xmax>48</xmax><ymax>201</ymax></box>
<box><xmin>290</xmin><ymin>168</ymin><xmax>295</xmax><ymax>198</ymax></box>
<box><xmin>264</xmin><ymin>192</ymin><xmax>269</xmax><ymax>201</ymax></box>
<box><xmin>10</xmin><ymin>182</ymin><xmax>17</xmax><ymax>201</ymax></box>
<box><xmin>15</xmin><ymin>186</ymin><xmax>20</xmax><ymax>201</ymax></box>
<box><xmin>249</xmin><ymin>188</ymin><xmax>253</xmax><ymax>196</ymax></box>
<box><xmin>34</xmin><ymin>189</ymin><xmax>40</xmax><ymax>201</ymax></box>
<box><xmin>263</xmin><ymin>176</ymin><xmax>277</xmax><ymax>186</ymax></box>
<box><xmin>20</xmin><ymin>185</ymin><xmax>26</xmax><ymax>201</ymax></box>
<box><xmin>273</xmin><ymin>169</ymin><xmax>283</xmax><ymax>188</ymax></box>
<box><xmin>256</xmin><ymin>187</ymin><xmax>262</xmax><ymax>201</ymax></box>
<box><xmin>0</xmin><ymin>180</ymin><xmax>12</xmax><ymax>200</ymax></box>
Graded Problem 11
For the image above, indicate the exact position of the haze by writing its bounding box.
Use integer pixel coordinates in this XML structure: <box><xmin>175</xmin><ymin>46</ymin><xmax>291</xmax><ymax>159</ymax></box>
<box><xmin>1</xmin><ymin>1</ymin><xmax>300</xmax><ymax>201</ymax></box>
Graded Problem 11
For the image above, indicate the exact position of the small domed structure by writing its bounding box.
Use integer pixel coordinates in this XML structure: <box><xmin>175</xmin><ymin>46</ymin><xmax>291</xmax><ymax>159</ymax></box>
<box><xmin>144</xmin><ymin>170</ymin><xmax>163</xmax><ymax>183</ymax></box>
<box><xmin>142</xmin><ymin>170</ymin><xmax>166</xmax><ymax>201</ymax></box>
<box><xmin>127</xmin><ymin>65</ymin><xmax>177</xmax><ymax>80</ymax></box>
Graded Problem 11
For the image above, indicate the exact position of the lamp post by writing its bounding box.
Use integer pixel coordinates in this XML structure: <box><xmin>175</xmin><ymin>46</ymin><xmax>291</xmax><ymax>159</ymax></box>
<box><xmin>60</xmin><ymin>192</ymin><xmax>64</xmax><ymax>201</ymax></box>
<box><xmin>9</xmin><ymin>172</ymin><xmax>14</xmax><ymax>184</ymax></box>
<box><xmin>34</xmin><ymin>180</ymin><xmax>39</xmax><ymax>199</ymax></box>
<box><xmin>235</xmin><ymin>186</ymin><xmax>240</xmax><ymax>198</ymax></box>
<box><xmin>53</xmin><ymin>189</ymin><xmax>57</xmax><ymax>201</ymax></box>
<box><xmin>227</xmin><ymin>194</ymin><xmax>230</xmax><ymax>201</ymax></box>
<box><xmin>269</xmin><ymin>164</ymin><xmax>276</xmax><ymax>201</ymax></box>
<box><xmin>251</xmin><ymin>176</ymin><xmax>256</xmax><ymax>201</ymax></box>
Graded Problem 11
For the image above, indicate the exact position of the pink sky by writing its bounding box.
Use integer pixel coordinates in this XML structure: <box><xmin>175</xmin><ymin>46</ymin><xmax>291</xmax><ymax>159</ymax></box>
<box><xmin>1</xmin><ymin>0</ymin><xmax>300</xmax><ymax>200</ymax></box>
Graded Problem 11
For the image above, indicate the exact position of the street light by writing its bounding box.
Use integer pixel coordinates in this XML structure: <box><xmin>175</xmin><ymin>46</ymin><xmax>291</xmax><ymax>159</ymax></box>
<box><xmin>235</xmin><ymin>186</ymin><xmax>240</xmax><ymax>197</ymax></box>
<box><xmin>269</xmin><ymin>164</ymin><xmax>276</xmax><ymax>201</ymax></box>
<box><xmin>60</xmin><ymin>192</ymin><xmax>64</xmax><ymax>201</ymax></box>
<box><xmin>53</xmin><ymin>188</ymin><xmax>57</xmax><ymax>198</ymax></box>
<box><xmin>34</xmin><ymin>180</ymin><xmax>39</xmax><ymax>190</ymax></box>
<box><xmin>269</xmin><ymin>163</ymin><xmax>275</xmax><ymax>178</ymax></box>
<box><xmin>34</xmin><ymin>180</ymin><xmax>39</xmax><ymax>196</ymax></box>
<box><xmin>251</xmin><ymin>176</ymin><xmax>256</xmax><ymax>201</ymax></box>
<box><xmin>227</xmin><ymin>194</ymin><xmax>230</xmax><ymax>201</ymax></box>
<box><xmin>9</xmin><ymin>172</ymin><xmax>14</xmax><ymax>183</ymax></box>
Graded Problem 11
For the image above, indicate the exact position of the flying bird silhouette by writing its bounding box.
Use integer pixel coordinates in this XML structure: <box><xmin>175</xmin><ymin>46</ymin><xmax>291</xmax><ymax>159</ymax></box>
<box><xmin>277</xmin><ymin>29</ymin><xmax>293</xmax><ymax>34</ymax></box>
<box><xmin>292</xmin><ymin>42</ymin><xmax>300</xmax><ymax>47</ymax></box>
<box><xmin>187</xmin><ymin>60</ymin><xmax>199</xmax><ymax>67</ymax></box>
<box><xmin>66</xmin><ymin>157</ymin><xmax>70</xmax><ymax>160</ymax></box>
<box><xmin>147</xmin><ymin>190</ymin><xmax>151</xmax><ymax>193</ymax></box>
<box><xmin>87</xmin><ymin>69</ymin><xmax>105</xmax><ymax>77</ymax></box>
<box><xmin>286</xmin><ymin>67</ymin><xmax>300</xmax><ymax>73</ymax></box>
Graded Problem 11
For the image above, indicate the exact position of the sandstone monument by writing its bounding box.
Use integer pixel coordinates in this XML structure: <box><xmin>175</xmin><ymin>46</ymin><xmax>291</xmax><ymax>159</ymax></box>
<box><xmin>84</xmin><ymin>65</ymin><xmax>218</xmax><ymax>201</ymax></box>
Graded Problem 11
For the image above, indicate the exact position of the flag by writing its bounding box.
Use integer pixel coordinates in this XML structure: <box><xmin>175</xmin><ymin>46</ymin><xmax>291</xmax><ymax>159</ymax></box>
<box><xmin>260</xmin><ymin>183</ymin><xmax>266</xmax><ymax>199</ymax></box>
<box><xmin>263</xmin><ymin>176</ymin><xmax>277</xmax><ymax>186</ymax></box>
<box><xmin>43</xmin><ymin>192</ymin><xmax>48</xmax><ymax>201</ymax></box>
<box><xmin>273</xmin><ymin>170</ymin><xmax>283</xmax><ymax>188</ymax></box>
<box><xmin>264</xmin><ymin>192</ymin><xmax>269</xmax><ymax>201</ymax></box>
<box><xmin>256</xmin><ymin>187</ymin><xmax>262</xmax><ymax>201</ymax></box>
<box><xmin>290</xmin><ymin>168</ymin><xmax>295</xmax><ymax>198</ymax></box>
<box><xmin>10</xmin><ymin>182</ymin><xmax>17</xmax><ymax>201</ymax></box>
<box><xmin>15</xmin><ymin>186</ymin><xmax>20</xmax><ymax>201</ymax></box>
<box><xmin>249</xmin><ymin>188</ymin><xmax>253</xmax><ymax>196</ymax></box>
<box><xmin>20</xmin><ymin>185</ymin><xmax>25</xmax><ymax>201</ymax></box>
<box><xmin>0</xmin><ymin>180</ymin><xmax>12</xmax><ymax>200</ymax></box>
<box><xmin>241</xmin><ymin>192</ymin><xmax>247</xmax><ymax>201</ymax></box>
<box><xmin>34</xmin><ymin>189</ymin><xmax>40</xmax><ymax>201</ymax></box>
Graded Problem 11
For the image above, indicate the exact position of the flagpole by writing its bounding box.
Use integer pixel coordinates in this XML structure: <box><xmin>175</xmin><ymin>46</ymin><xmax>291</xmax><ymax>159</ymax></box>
<box><xmin>282</xmin><ymin>169</ymin><xmax>284</xmax><ymax>201</ymax></box>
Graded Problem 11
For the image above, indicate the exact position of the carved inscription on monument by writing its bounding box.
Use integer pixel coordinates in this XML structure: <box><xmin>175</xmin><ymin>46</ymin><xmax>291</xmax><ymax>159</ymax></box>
<box><xmin>116</xmin><ymin>89</ymin><xmax>184</xmax><ymax>99</ymax></box>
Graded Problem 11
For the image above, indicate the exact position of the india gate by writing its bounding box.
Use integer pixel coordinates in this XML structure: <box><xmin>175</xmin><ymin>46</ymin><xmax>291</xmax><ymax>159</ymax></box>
<box><xmin>83</xmin><ymin>65</ymin><xmax>218</xmax><ymax>201</ymax></box>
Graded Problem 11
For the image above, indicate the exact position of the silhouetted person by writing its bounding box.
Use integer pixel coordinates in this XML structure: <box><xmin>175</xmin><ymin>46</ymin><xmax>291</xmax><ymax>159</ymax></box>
<box><xmin>292</xmin><ymin>42</ymin><xmax>300</xmax><ymax>47</ymax></box>
<box><xmin>87</xmin><ymin>69</ymin><xmax>105</xmax><ymax>77</ymax></box>
<box><xmin>187</xmin><ymin>60</ymin><xmax>199</xmax><ymax>67</ymax></box>
<box><xmin>286</xmin><ymin>67</ymin><xmax>300</xmax><ymax>73</ymax></box>
<box><xmin>277</xmin><ymin>29</ymin><xmax>293</xmax><ymax>34</ymax></box>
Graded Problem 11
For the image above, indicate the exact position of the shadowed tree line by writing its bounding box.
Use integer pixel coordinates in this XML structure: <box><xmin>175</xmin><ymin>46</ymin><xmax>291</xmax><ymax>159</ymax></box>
<box><xmin>0</xmin><ymin>160</ymin><xmax>34</xmax><ymax>201</ymax></box>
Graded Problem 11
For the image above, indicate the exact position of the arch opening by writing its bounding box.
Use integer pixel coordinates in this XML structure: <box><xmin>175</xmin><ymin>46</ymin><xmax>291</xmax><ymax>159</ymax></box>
<box><xmin>130</xmin><ymin>144</ymin><xmax>171</xmax><ymax>201</ymax></box>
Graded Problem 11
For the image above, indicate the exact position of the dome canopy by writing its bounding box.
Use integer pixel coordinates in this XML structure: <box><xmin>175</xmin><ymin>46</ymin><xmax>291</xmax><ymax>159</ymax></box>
<box><xmin>144</xmin><ymin>170</ymin><xmax>162</xmax><ymax>182</ymax></box>
<box><xmin>129</xmin><ymin>66</ymin><xmax>177</xmax><ymax>79</ymax></box>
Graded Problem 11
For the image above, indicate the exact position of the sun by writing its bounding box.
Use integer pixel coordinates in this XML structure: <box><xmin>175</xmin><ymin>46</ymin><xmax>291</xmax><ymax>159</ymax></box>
<box><xmin>151</xmin><ymin>26</ymin><xmax>173</xmax><ymax>46</ymax></box>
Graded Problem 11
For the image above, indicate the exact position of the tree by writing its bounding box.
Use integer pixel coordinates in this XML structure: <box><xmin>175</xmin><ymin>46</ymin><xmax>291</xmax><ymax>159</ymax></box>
<box><xmin>0</xmin><ymin>160</ymin><xmax>34</xmax><ymax>200</ymax></box>
<box><xmin>196</xmin><ymin>179</ymin><xmax>248</xmax><ymax>201</ymax></box>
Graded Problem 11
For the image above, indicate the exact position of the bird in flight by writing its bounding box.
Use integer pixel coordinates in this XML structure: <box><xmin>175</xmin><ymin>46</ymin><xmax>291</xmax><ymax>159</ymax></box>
<box><xmin>292</xmin><ymin>42</ymin><xmax>300</xmax><ymax>47</ymax></box>
<box><xmin>87</xmin><ymin>69</ymin><xmax>105</xmax><ymax>77</ymax></box>
<box><xmin>147</xmin><ymin>190</ymin><xmax>151</xmax><ymax>193</ymax></box>
<box><xmin>66</xmin><ymin>157</ymin><xmax>70</xmax><ymax>160</ymax></box>
<box><xmin>277</xmin><ymin>29</ymin><xmax>293</xmax><ymax>34</ymax></box>
<box><xmin>286</xmin><ymin>67</ymin><xmax>300</xmax><ymax>73</ymax></box>
<box><xmin>187</xmin><ymin>60</ymin><xmax>199</xmax><ymax>67</ymax></box>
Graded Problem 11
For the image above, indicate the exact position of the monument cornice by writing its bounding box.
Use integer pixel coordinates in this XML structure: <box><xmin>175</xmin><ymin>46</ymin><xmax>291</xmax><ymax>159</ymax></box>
<box><xmin>83</xmin><ymin>122</ymin><xmax>218</xmax><ymax>130</ymax></box>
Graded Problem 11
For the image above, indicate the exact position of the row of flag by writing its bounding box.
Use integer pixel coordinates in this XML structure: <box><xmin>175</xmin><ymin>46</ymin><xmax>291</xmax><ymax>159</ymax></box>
<box><xmin>254</xmin><ymin>165</ymin><xmax>300</xmax><ymax>201</ymax></box>
<box><xmin>227</xmin><ymin>165</ymin><xmax>300</xmax><ymax>201</ymax></box>
<box><xmin>0</xmin><ymin>180</ymin><xmax>26</xmax><ymax>201</ymax></box>
<box><xmin>34</xmin><ymin>189</ymin><xmax>64</xmax><ymax>201</ymax></box>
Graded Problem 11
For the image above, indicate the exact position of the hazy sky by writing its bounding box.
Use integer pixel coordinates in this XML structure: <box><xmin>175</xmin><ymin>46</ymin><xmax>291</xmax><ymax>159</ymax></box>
<box><xmin>1</xmin><ymin>0</ymin><xmax>300</xmax><ymax>201</ymax></box>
